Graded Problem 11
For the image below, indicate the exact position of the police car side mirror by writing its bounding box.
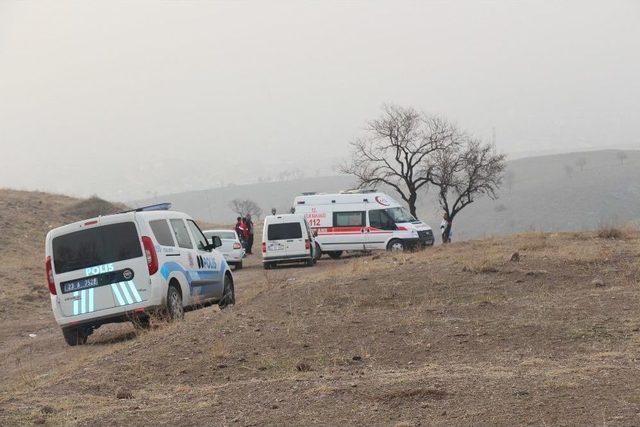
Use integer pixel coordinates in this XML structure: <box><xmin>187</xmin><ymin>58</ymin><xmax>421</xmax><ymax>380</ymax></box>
<box><xmin>205</xmin><ymin>236</ymin><xmax>222</xmax><ymax>251</ymax></box>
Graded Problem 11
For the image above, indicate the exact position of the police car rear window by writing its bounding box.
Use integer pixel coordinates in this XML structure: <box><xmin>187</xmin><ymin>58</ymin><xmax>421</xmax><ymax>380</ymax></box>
<box><xmin>52</xmin><ymin>222</ymin><xmax>142</xmax><ymax>274</ymax></box>
<box><xmin>268</xmin><ymin>223</ymin><xmax>302</xmax><ymax>240</ymax></box>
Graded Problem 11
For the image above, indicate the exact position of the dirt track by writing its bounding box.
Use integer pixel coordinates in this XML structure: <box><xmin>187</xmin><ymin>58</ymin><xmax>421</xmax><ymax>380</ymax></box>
<box><xmin>2</xmin><ymin>220</ymin><xmax>640</xmax><ymax>425</ymax></box>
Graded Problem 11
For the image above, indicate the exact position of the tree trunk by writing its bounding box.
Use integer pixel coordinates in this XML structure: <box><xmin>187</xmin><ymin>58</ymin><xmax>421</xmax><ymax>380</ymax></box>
<box><xmin>443</xmin><ymin>220</ymin><xmax>453</xmax><ymax>244</ymax></box>
<box><xmin>408</xmin><ymin>193</ymin><xmax>418</xmax><ymax>219</ymax></box>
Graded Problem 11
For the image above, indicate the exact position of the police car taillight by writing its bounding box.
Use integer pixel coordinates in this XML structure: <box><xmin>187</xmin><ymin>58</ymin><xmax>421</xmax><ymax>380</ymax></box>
<box><xmin>141</xmin><ymin>236</ymin><xmax>159</xmax><ymax>275</ymax></box>
<box><xmin>233</xmin><ymin>242</ymin><xmax>242</xmax><ymax>250</ymax></box>
<box><xmin>305</xmin><ymin>239</ymin><xmax>310</xmax><ymax>250</ymax></box>
<box><xmin>45</xmin><ymin>256</ymin><xmax>56</xmax><ymax>295</ymax></box>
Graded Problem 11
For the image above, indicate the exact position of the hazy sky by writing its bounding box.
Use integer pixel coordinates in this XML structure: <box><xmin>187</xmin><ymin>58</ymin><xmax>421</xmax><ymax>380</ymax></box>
<box><xmin>1</xmin><ymin>1</ymin><xmax>638</xmax><ymax>200</ymax></box>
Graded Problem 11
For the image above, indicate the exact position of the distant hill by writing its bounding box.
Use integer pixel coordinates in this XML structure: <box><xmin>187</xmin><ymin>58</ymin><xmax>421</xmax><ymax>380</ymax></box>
<box><xmin>131</xmin><ymin>149</ymin><xmax>640</xmax><ymax>240</ymax></box>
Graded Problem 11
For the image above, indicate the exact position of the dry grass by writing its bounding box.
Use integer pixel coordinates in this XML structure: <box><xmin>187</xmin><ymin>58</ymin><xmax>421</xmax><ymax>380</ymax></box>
<box><xmin>3</xmin><ymin>190</ymin><xmax>640</xmax><ymax>425</ymax></box>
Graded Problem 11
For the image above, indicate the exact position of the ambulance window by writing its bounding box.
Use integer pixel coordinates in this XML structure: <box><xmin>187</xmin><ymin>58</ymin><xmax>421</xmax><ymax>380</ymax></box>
<box><xmin>369</xmin><ymin>209</ymin><xmax>395</xmax><ymax>230</ymax></box>
<box><xmin>169</xmin><ymin>219</ymin><xmax>193</xmax><ymax>249</ymax></box>
<box><xmin>187</xmin><ymin>220</ymin><xmax>209</xmax><ymax>251</ymax></box>
<box><xmin>333</xmin><ymin>211</ymin><xmax>365</xmax><ymax>227</ymax></box>
<box><xmin>150</xmin><ymin>220</ymin><xmax>175</xmax><ymax>247</ymax></box>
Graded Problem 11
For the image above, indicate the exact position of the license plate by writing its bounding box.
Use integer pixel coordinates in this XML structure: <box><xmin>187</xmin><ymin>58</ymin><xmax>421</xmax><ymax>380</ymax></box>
<box><xmin>62</xmin><ymin>276</ymin><xmax>100</xmax><ymax>293</ymax></box>
<box><xmin>60</xmin><ymin>268</ymin><xmax>135</xmax><ymax>294</ymax></box>
<box><xmin>268</xmin><ymin>242</ymin><xmax>285</xmax><ymax>251</ymax></box>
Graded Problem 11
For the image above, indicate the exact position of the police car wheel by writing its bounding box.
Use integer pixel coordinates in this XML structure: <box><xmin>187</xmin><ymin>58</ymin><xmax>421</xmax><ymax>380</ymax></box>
<box><xmin>166</xmin><ymin>285</ymin><xmax>184</xmax><ymax>321</ymax></box>
<box><xmin>62</xmin><ymin>327</ymin><xmax>88</xmax><ymax>346</ymax></box>
<box><xmin>387</xmin><ymin>239</ymin><xmax>405</xmax><ymax>252</ymax></box>
<box><xmin>219</xmin><ymin>275</ymin><xmax>235</xmax><ymax>309</ymax></box>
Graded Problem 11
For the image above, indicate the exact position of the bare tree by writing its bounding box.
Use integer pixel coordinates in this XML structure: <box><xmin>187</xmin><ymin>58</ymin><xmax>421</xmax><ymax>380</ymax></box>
<box><xmin>575</xmin><ymin>157</ymin><xmax>587</xmax><ymax>172</ymax></box>
<box><xmin>228</xmin><ymin>199</ymin><xmax>262</xmax><ymax>219</ymax></box>
<box><xmin>616</xmin><ymin>151</ymin><xmax>628</xmax><ymax>165</ymax></box>
<box><xmin>429</xmin><ymin>138</ymin><xmax>506</xmax><ymax>243</ymax></box>
<box><xmin>340</xmin><ymin>104</ymin><xmax>457</xmax><ymax>217</ymax></box>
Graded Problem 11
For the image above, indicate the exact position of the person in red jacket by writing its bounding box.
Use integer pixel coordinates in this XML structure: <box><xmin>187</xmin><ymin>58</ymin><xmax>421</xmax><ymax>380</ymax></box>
<box><xmin>235</xmin><ymin>217</ymin><xmax>249</xmax><ymax>251</ymax></box>
<box><xmin>234</xmin><ymin>217</ymin><xmax>247</xmax><ymax>248</ymax></box>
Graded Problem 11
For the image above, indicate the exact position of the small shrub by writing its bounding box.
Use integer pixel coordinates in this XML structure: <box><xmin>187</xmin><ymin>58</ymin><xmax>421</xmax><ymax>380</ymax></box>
<box><xmin>597</xmin><ymin>226</ymin><xmax>624</xmax><ymax>240</ymax></box>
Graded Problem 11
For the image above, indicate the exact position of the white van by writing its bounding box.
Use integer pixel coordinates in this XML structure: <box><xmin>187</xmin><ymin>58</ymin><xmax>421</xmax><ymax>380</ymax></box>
<box><xmin>261</xmin><ymin>214</ymin><xmax>319</xmax><ymax>269</ymax></box>
<box><xmin>44</xmin><ymin>204</ymin><xmax>234</xmax><ymax>346</ymax></box>
<box><xmin>293</xmin><ymin>190</ymin><xmax>434</xmax><ymax>258</ymax></box>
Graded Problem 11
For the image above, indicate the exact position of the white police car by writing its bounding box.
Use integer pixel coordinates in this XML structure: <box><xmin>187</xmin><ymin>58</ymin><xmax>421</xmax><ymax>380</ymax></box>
<box><xmin>44</xmin><ymin>204</ymin><xmax>234</xmax><ymax>346</ymax></box>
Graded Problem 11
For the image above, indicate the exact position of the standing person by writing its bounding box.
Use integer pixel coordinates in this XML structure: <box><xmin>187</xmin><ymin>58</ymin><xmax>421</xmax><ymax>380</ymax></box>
<box><xmin>244</xmin><ymin>213</ymin><xmax>254</xmax><ymax>254</ymax></box>
<box><xmin>240</xmin><ymin>217</ymin><xmax>250</xmax><ymax>251</ymax></box>
<box><xmin>440</xmin><ymin>212</ymin><xmax>452</xmax><ymax>244</ymax></box>
<box><xmin>234</xmin><ymin>216</ymin><xmax>246</xmax><ymax>248</ymax></box>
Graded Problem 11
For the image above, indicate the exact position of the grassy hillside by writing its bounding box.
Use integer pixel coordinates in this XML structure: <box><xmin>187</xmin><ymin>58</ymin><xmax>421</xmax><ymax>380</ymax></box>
<box><xmin>1</xmin><ymin>189</ymin><xmax>640</xmax><ymax>425</ymax></box>
<box><xmin>132</xmin><ymin>150</ymin><xmax>640</xmax><ymax>240</ymax></box>
<box><xmin>0</xmin><ymin>190</ymin><xmax>125</xmax><ymax>342</ymax></box>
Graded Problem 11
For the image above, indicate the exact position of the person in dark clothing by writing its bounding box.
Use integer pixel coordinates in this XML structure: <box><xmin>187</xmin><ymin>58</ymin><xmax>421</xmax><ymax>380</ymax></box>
<box><xmin>244</xmin><ymin>214</ymin><xmax>254</xmax><ymax>254</ymax></box>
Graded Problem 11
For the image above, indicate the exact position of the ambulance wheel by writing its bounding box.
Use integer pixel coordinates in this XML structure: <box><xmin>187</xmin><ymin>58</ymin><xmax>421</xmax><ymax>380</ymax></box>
<box><xmin>219</xmin><ymin>274</ymin><xmax>235</xmax><ymax>309</ymax></box>
<box><xmin>263</xmin><ymin>262</ymin><xmax>274</xmax><ymax>270</ymax></box>
<box><xmin>327</xmin><ymin>251</ymin><xmax>343</xmax><ymax>259</ymax></box>
<box><xmin>62</xmin><ymin>327</ymin><xmax>88</xmax><ymax>346</ymax></box>
<box><xmin>166</xmin><ymin>284</ymin><xmax>184</xmax><ymax>321</ymax></box>
<box><xmin>387</xmin><ymin>239</ymin><xmax>405</xmax><ymax>252</ymax></box>
<box><xmin>234</xmin><ymin>261</ymin><xmax>243</xmax><ymax>270</ymax></box>
<box><xmin>314</xmin><ymin>243</ymin><xmax>322</xmax><ymax>260</ymax></box>
<box><xmin>305</xmin><ymin>257</ymin><xmax>316</xmax><ymax>267</ymax></box>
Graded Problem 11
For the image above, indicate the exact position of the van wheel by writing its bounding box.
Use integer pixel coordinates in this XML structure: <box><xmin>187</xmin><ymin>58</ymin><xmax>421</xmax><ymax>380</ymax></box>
<box><xmin>166</xmin><ymin>285</ymin><xmax>184</xmax><ymax>321</ymax></box>
<box><xmin>219</xmin><ymin>274</ymin><xmax>235</xmax><ymax>309</ymax></box>
<box><xmin>327</xmin><ymin>251</ymin><xmax>343</xmax><ymax>259</ymax></box>
<box><xmin>387</xmin><ymin>239</ymin><xmax>405</xmax><ymax>252</ymax></box>
<box><xmin>62</xmin><ymin>327</ymin><xmax>88</xmax><ymax>346</ymax></box>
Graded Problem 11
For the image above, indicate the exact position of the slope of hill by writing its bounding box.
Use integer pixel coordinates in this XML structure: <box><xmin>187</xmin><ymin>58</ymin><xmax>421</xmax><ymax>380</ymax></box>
<box><xmin>1</xmin><ymin>189</ymin><xmax>640</xmax><ymax>425</ymax></box>
<box><xmin>0</xmin><ymin>190</ymin><xmax>125</xmax><ymax>342</ymax></box>
<box><xmin>131</xmin><ymin>150</ymin><xmax>640</xmax><ymax>240</ymax></box>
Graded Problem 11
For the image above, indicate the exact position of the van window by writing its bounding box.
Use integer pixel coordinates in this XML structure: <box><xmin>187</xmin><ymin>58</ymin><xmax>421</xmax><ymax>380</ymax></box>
<box><xmin>333</xmin><ymin>211</ymin><xmax>365</xmax><ymax>227</ymax></box>
<box><xmin>149</xmin><ymin>219</ymin><xmax>175</xmax><ymax>246</ymax></box>
<box><xmin>187</xmin><ymin>220</ymin><xmax>209</xmax><ymax>251</ymax></box>
<box><xmin>386</xmin><ymin>207</ymin><xmax>416</xmax><ymax>223</ymax></box>
<box><xmin>169</xmin><ymin>219</ymin><xmax>193</xmax><ymax>249</ymax></box>
<box><xmin>268</xmin><ymin>223</ymin><xmax>302</xmax><ymax>240</ymax></box>
<box><xmin>52</xmin><ymin>222</ymin><xmax>142</xmax><ymax>274</ymax></box>
<box><xmin>369</xmin><ymin>209</ymin><xmax>395</xmax><ymax>230</ymax></box>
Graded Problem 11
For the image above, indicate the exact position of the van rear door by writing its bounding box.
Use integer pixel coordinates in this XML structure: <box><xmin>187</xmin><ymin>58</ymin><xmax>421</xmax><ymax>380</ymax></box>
<box><xmin>51</xmin><ymin>221</ymin><xmax>149</xmax><ymax>317</ymax></box>
<box><xmin>266</xmin><ymin>222</ymin><xmax>303</xmax><ymax>258</ymax></box>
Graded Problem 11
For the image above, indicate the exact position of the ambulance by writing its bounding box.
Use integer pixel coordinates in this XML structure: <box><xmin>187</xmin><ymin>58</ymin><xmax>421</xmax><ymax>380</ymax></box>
<box><xmin>293</xmin><ymin>190</ymin><xmax>434</xmax><ymax>258</ymax></box>
<box><xmin>45</xmin><ymin>204</ymin><xmax>234</xmax><ymax>346</ymax></box>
